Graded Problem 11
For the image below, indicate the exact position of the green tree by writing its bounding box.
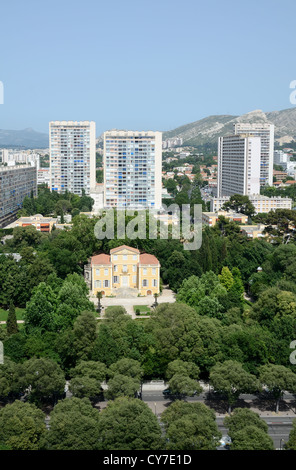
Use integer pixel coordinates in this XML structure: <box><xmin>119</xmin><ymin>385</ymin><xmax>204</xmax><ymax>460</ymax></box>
<box><xmin>166</xmin><ymin>360</ymin><xmax>200</xmax><ymax>380</ymax></box>
<box><xmin>42</xmin><ymin>397</ymin><xmax>100</xmax><ymax>450</ymax></box>
<box><xmin>20</xmin><ymin>357</ymin><xmax>66</xmax><ymax>404</ymax></box>
<box><xmin>229</xmin><ymin>425</ymin><xmax>274</xmax><ymax>450</ymax></box>
<box><xmin>97</xmin><ymin>397</ymin><xmax>163</xmax><ymax>450</ymax></box>
<box><xmin>210</xmin><ymin>360</ymin><xmax>260</xmax><ymax>413</ymax></box>
<box><xmin>167</xmin><ymin>374</ymin><xmax>202</xmax><ymax>398</ymax></box>
<box><xmin>224</xmin><ymin>408</ymin><xmax>268</xmax><ymax>434</ymax></box>
<box><xmin>259</xmin><ymin>364</ymin><xmax>296</xmax><ymax>413</ymax></box>
<box><xmin>0</xmin><ymin>400</ymin><xmax>46</xmax><ymax>450</ymax></box>
<box><xmin>222</xmin><ymin>194</ymin><xmax>255</xmax><ymax>217</ymax></box>
<box><xmin>286</xmin><ymin>419</ymin><xmax>296</xmax><ymax>450</ymax></box>
<box><xmin>69</xmin><ymin>360</ymin><xmax>106</xmax><ymax>400</ymax></box>
<box><xmin>108</xmin><ymin>358</ymin><xmax>143</xmax><ymax>380</ymax></box>
<box><xmin>105</xmin><ymin>374</ymin><xmax>140</xmax><ymax>400</ymax></box>
<box><xmin>161</xmin><ymin>401</ymin><xmax>221</xmax><ymax>450</ymax></box>
<box><xmin>6</xmin><ymin>301</ymin><xmax>18</xmax><ymax>336</ymax></box>
<box><xmin>218</xmin><ymin>267</ymin><xmax>234</xmax><ymax>291</ymax></box>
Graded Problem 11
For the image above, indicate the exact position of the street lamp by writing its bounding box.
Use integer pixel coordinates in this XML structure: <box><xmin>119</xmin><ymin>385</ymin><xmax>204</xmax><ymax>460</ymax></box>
<box><xmin>280</xmin><ymin>438</ymin><xmax>285</xmax><ymax>450</ymax></box>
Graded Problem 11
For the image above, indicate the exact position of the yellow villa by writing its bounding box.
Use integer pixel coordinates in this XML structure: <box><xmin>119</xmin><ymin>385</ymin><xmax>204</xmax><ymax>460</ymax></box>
<box><xmin>84</xmin><ymin>245</ymin><xmax>160</xmax><ymax>297</ymax></box>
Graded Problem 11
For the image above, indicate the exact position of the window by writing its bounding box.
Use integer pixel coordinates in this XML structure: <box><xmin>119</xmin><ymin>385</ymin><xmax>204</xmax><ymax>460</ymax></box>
<box><xmin>104</xmin><ymin>268</ymin><xmax>108</xmax><ymax>276</ymax></box>
<box><xmin>143</xmin><ymin>268</ymin><xmax>147</xmax><ymax>275</ymax></box>
<box><xmin>95</xmin><ymin>280</ymin><xmax>101</xmax><ymax>288</ymax></box>
<box><xmin>104</xmin><ymin>280</ymin><xmax>109</xmax><ymax>288</ymax></box>
<box><xmin>133</xmin><ymin>254</ymin><xmax>137</xmax><ymax>260</ymax></box>
<box><xmin>113</xmin><ymin>254</ymin><xmax>118</xmax><ymax>260</ymax></box>
<box><xmin>113</xmin><ymin>276</ymin><xmax>119</xmax><ymax>283</ymax></box>
<box><xmin>133</xmin><ymin>275</ymin><xmax>137</xmax><ymax>284</ymax></box>
<box><xmin>122</xmin><ymin>265</ymin><xmax>128</xmax><ymax>272</ymax></box>
<box><xmin>123</xmin><ymin>254</ymin><xmax>128</xmax><ymax>260</ymax></box>
<box><xmin>142</xmin><ymin>279</ymin><xmax>148</xmax><ymax>287</ymax></box>
<box><xmin>153</xmin><ymin>279</ymin><xmax>157</xmax><ymax>287</ymax></box>
<box><xmin>152</xmin><ymin>267</ymin><xmax>156</xmax><ymax>275</ymax></box>
<box><xmin>114</xmin><ymin>265</ymin><xmax>118</xmax><ymax>272</ymax></box>
<box><xmin>96</xmin><ymin>269</ymin><xmax>100</xmax><ymax>276</ymax></box>
<box><xmin>133</xmin><ymin>265</ymin><xmax>137</xmax><ymax>272</ymax></box>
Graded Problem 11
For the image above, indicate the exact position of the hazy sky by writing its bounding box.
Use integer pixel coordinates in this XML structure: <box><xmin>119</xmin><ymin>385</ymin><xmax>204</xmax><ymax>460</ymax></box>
<box><xmin>0</xmin><ymin>0</ymin><xmax>296</xmax><ymax>135</ymax></box>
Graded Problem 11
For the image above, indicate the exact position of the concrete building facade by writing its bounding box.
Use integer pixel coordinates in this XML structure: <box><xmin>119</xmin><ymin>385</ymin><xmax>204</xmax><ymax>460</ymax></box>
<box><xmin>49</xmin><ymin>121</ymin><xmax>96</xmax><ymax>195</ymax></box>
<box><xmin>0</xmin><ymin>165</ymin><xmax>37</xmax><ymax>227</ymax></box>
<box><xmin>217</xmin><ymin>134</ymin><xmax>261</xmax><ymax>197</ymax></box>
<box><xmin>234</xmin><ymin>122</ymin><xmax>274</xmax><ymax>187</ymax></box>
<box><xmin>103</xmin><ymin>130</ymin><xmax>162</xmax><ymax>209</ymax></box>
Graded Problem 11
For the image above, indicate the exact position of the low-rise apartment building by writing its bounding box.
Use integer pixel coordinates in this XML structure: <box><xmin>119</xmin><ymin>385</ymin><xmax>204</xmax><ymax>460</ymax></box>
<box><xmin>210</xmin><ymin>195</ymin><xmax>292</xmax><ymax>214</ymax></box>
<box><xmin>6</xmin><ymin>214</ymin><xmax>57</xmax><ymax>232</ymax></box>
<box><xmin>202</xmin><ymin>211</ymin><xmax>248</xmax><ymax>227</ymax></box>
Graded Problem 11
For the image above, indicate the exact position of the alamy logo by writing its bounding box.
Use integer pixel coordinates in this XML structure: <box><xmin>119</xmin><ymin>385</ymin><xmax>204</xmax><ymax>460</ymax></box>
<box><xmin>94</xmin><ymin>205</ymin><xmax>203</xmax><ymax>251</ymax></box>
<box><xmin>290</xmin><ymin>81</ymin><xmax>296</xmax><ymax>105</ymax></box>
<box><xmin>0</xmin><ymin>341</ymin><xmax>3</xmax><ymax>364</ymax></box>
<box><xmin>0</xmin><ymin>81</ymin><xmax>3</xmax><ymax>104</ymax></box>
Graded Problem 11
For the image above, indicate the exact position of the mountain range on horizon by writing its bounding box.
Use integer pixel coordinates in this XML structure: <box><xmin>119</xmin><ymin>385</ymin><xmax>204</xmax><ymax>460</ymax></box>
<box><xmin>163</xmin><ymin>107</ymin><xmax>296</xmax><ymax>147</ymax></box>
<box><xmin>1</xmin><ymin>107</ymin><xmax>296</xmax><ymax>149</ymax></box>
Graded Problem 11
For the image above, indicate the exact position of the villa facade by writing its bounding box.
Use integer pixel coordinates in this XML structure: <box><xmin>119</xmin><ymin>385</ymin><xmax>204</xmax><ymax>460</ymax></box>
<box><xmin>84</xmin><ymin>245</ymin><xmax>160</xmax><ymax>297</ymax></box>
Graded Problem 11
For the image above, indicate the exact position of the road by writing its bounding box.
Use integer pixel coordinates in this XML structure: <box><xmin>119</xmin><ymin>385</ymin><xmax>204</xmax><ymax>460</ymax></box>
<box><xmin>141</xmin><ymin>390</ymin><xmax>296</xmax><ymax>449</ymax></box>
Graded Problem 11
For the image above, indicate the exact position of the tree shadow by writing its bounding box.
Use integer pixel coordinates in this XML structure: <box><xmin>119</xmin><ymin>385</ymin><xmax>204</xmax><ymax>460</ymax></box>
<box><xmin>204</xmin><ymin>393</ymin><xmax>252</xmax><ymax>413</ymax></box>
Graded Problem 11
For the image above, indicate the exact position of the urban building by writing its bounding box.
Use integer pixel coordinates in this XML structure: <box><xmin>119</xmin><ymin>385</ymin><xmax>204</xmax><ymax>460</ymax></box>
<box><xmin>210</xmin><ymin>195</ymin><xmax>292</xmax><ymax>214</ymax></box>
<box><xmin>49</xmin><ymin>121</ymin><xmax>96</xmax><ymax>195</ymax></box>
<box><xmin>84</xmin><ymin>245</ymin><xmax>160</xmax><ymax>297</ymax></box>
<box><xmin>103</xmin><ymin>130</ymin><xmax>162</xmax><ymax>209</ymax></box>
<box><xmin>0</xmin><ymin>165</ymin><xmax>37</xmax><ymax>227</ymax></box>
<box><xmin>233</xmin><ymin>122</ymin><xmax>274</xmax><ymax>187</ymax></box>
<box><xmin>217</xmin><ymin>134</ymin><xmax>261</xmax><ymax>197</ymax></box>
<box><xmin>37</xmin><ymin>168</ymin><xmax>50</xmax><ymax>186</ymax></box>
<box><xmin>0</xmin><ymin>149</ymin><xmax>40</xmax><ymax>169</ymax></box>
<box><xmin>202</xmin><ymin>210</ymin><xmax>248</xmax><ymax>227</ymax></box>
<box><xmin>240</xmin><ymin>224</ymin><xmax>269</xmax><ymax>239</ymax></box>
<box><xmin>6</xmin><ymin>214</ymin><xmax>57</xmax><ymax>232</ymax></box>
<box><xmin>89</xmin><ymin>183</ymin><xmax>104</xmax><ymax>213</ymax></box>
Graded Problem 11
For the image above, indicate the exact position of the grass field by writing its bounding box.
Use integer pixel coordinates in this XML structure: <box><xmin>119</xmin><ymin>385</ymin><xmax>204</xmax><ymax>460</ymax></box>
<box><xmin>0</xmin><ymin>308</ymin><xmax>25</xmax><ymax>322</ymax></box>
<box><xmin>133</xmin><ymin>305</ymin><xmax>151</xmax><ymax>315</ymax></box>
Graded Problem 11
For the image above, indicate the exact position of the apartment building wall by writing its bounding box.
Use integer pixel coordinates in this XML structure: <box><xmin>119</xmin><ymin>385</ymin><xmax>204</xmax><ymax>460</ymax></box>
<box><xmin>217</xmin><ymin>135</ymin><xmax>261</xmax><ymax>197</ymax></box>
<box><xmin>234</xmin><ymin>122</ymin><xmax>274</xmax><ymax>187</ymax></box>
<box><xmin>103</xmin><ymin>130</ymin><xmax>162</xmax><ymax>210</ymax></box>
<box><xmin>49</xmin><ymin>121</ymin><xmax>96</xmax><ymax>195</ymax></box>
<box><xmin>0</xmin><ymin>165</ymin><xmax>37</xmax><ymax>227</ymax></box>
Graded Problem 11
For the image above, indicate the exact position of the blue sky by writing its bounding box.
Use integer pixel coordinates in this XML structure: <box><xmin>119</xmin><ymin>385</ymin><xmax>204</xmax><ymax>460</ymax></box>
<box><xmin>0</xmin><ymin>0</ymin><xmax>296</xmax><ymax>135</ymax></box>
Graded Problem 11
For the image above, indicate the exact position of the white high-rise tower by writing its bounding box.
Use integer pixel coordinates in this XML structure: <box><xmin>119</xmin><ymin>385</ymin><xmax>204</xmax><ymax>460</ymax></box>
<box><xmin>233</xmin><ymin>122</ymin><xmax>274</xmax><ymax>187</ymax></box>
<box><xmin>49</xmin><ymin>121</ymin><xmax>96</xmax><ymax>195</ymax></box>
<box><xmin>103</xmin><ymin>130</ymin><xmax>162</xmax><ymax>210</ymax></box>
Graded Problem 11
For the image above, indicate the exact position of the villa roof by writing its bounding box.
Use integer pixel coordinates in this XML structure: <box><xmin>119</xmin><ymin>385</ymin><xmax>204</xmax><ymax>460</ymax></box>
<box><xmin>140</xmin><ymin>253</ymin><xmax>160</xmax><ymax>265</ymax></box>
<box><xmin>110</xmin><ymin>245</ymin><xmax>140</xmax><ymax>254</ymax></box>
<box><xmin>91</xmin><ymin>254</ymin><xmax>111</xmax><ymax>265</ymax></box>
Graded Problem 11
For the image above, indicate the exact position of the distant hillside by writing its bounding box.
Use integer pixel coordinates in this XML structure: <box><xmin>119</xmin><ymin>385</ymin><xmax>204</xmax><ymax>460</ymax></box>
<box><xmin>163</xmin><ymin>108</ymin><xmax>296</xmax><ymax>147</ymax></box>
<box><xmin>0</xmin><ymin>128</ymin><xmax>48</xmax><ymax>149</ymax></box>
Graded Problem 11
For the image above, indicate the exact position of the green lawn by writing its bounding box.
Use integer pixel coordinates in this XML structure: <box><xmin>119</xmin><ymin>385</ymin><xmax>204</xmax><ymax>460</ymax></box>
<box><xmin>0</xmin><ymin>308</ymin><xmax>25</xmax><ymax>322</ymax></box>
<box><xmin>133</xmin><ymin>305</ymin><xmax>151</xmax><ymax>315</ymax></box>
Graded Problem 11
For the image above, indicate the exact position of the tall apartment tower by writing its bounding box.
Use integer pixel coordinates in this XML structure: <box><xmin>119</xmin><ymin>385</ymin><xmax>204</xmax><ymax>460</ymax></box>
<box><xmin>217</xmin><ymin>134</ymin><xmax>261</xmax><ymax>197</ymax></box>
<box><xmin>103</xmin><ymin>130</ymin><xmax>162</xmax><ymax>210</ymax></box>
<box><xmin>233</xmin><ymin>122</ymin><xmax>274</xmax><ymax>187</ymax></box>
<box><xmin>49</xmin><ymin>121</ymin><xmax>96</xmax><ymax>195</ymax></box>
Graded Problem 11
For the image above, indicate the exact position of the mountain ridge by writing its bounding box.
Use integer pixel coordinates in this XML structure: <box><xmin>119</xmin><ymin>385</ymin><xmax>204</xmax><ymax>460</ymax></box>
<box><xmin>163</xmin><ymin>108</ymin><xmax>296</xmax><ymax>146</ymax></box>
